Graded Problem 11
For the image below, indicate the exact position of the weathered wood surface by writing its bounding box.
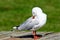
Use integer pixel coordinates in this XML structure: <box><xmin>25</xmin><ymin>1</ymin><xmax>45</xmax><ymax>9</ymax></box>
<box><xmin>0</xmin><ymin>31</ymin><xmax>60</xmax><ymax>40</ymax></box>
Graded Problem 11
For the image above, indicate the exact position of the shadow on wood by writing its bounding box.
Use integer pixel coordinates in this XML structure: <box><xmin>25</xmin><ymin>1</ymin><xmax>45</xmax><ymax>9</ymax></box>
<box><xmin>14</xmin><ymin>34</ymin><xmax>42</xmax><ymax>38</ymax></box>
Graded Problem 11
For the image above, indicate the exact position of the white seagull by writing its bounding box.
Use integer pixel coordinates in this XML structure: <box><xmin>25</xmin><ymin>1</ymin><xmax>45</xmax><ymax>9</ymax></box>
<box><xmin>13</xmin><ymin>7</ymin><xmax>47</xmax><ymax>40</ymax></box>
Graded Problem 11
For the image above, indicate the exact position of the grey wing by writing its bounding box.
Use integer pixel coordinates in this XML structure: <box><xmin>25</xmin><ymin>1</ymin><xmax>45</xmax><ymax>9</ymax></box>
<box><xmin>18</xmin><ymin>17</ymin><xmax>39</xmax><ymax>30</ymax></box>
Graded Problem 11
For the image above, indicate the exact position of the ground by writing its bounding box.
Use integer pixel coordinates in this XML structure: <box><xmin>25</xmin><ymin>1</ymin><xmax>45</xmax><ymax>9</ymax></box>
<box><xmin>0</xmin><ymin>31</ymin><xmax>60</xmax><ymax>40</ymax></box>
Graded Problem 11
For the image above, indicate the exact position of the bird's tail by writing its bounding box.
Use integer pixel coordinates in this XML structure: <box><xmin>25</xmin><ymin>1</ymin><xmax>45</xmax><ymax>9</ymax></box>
<box><xmin>13</xmin><ymin>25</ymin><xmax>20</xmax><ymax>30</ymax></box>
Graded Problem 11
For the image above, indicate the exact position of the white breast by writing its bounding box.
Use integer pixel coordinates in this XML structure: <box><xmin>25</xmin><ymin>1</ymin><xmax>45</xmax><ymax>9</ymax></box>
<box><xmin>38</xmin><ymin>13</ymin><xmax>47</xmax><ymax>27</ymax></box>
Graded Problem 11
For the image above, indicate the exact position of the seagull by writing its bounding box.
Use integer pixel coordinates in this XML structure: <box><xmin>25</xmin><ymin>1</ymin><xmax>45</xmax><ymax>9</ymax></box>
<box><xmin>13</xmin><ymin>7</ymin><xmax>47</xmax><ymax>40</ymax></box>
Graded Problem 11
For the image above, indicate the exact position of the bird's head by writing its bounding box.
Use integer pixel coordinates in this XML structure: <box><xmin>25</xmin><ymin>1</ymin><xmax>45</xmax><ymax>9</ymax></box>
<box><xmin>32</xmin><ymin>7</ymin><xmax>42</xmax><ymax>19</ymax></box>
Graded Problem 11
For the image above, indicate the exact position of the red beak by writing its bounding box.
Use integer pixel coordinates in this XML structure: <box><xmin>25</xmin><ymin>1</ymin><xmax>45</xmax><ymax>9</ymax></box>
<box><xmin>32</xmin><ymin>16</ymin><xmax>35</xmax><ymax>19</ymax></box>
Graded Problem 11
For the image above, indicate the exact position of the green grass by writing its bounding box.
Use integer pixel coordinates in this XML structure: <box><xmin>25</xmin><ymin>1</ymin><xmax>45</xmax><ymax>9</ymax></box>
<box><xmin>0</xmin><ymin>0</ymin><xmax>60</xmax><ymax>32</ymax></box>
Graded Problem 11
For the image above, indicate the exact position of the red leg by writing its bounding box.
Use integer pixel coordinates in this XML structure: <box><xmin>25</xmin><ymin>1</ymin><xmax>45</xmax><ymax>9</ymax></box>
<box><xmin>33</xmin><ymin>31</ymin><xmax>40</xmax><ymax>40</ymax></box>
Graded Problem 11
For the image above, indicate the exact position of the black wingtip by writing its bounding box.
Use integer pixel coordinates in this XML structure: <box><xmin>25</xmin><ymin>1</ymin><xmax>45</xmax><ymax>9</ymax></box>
<box><xmin>16</xmin><ymin>25</ymin><xmax>20</xmax><ymax>30</ymax></box>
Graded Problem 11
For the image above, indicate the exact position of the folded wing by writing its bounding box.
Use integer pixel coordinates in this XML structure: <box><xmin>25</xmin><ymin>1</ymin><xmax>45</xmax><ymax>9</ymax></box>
<box><xmin>18</xmin><ymin>17</ymin><xmax>39</xmax><ymax>30</ymax></box>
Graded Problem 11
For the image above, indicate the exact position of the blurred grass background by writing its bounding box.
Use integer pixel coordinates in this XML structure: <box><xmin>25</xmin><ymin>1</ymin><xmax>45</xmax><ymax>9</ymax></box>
<box><xmin>0</xmin><ymin>0</ymin><xmax>60</xmax><ymax>32</ymax></box>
